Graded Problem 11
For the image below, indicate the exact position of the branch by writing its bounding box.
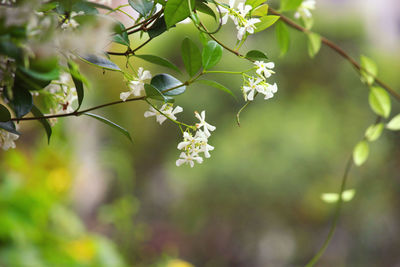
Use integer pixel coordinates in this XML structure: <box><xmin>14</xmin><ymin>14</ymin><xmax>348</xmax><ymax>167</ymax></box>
<box><xmin>268</xmin><ymin>8</ymin><xmax>400</xmax><ymax>102</ymax></box>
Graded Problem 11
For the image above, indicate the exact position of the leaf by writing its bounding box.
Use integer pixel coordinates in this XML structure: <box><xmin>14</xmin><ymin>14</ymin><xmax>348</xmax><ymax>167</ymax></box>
<box><xmin>321</xmin><ymin>189</ymin><xmax>356</xmax><ymax>203</ymax></box>
<box><xmin>11</xmin><ymin>87</ymin><xmax>33</xmax><ymax>118</ymax></box>
<box><xmin>202</xmin><ymin>40</ymin><xmax>223</xmax><ymax>70</ymax></box>
<box><xmin>280</xmin><ymin>0</ymin><xmax>303</xmax><ymax>11</ymax></box>
<box><xmin>245</xmin><ymin>0</ymin><xmax>264</xmax><ymax>8</ymax></box>
<box><xmin>68</xmin><ymin>61</ymin><xmax>85</xmax><ymax>111</ymax></box>
<box><xmin>81</xmin><ymin>55</ymin><xmax>121</xmax><ymax>71</ymax></box>
<box><xmin>0</xmin><ymin>121</ymin><xmax>19</xmax><ymax>135</ymax></box>
<box><xmin>19</xmin><ymin>66</ymin><xmax>60</xmax><ymax>81</ymax></box>
<box><xmin>307</xmin><ymin>32</ymin><xmax>321</xmax><ymax>58</ymax></box>
<box><xmin>365</xmin><ymin>123</ymin><xmax>384</xmax><ymax>142</ymax></box>
<box><xmin>275</xmin><ymin>20</ymin><xmax>290</xmax><ymax>56</ymax></box>
<box><xmin>164</xmin><ymin>0</ymin><xmax>195</xmax><ymax>28</ymax></box>
<box><xmin>84</xmin><ymin>113</ymin><xmax>132</xmax><ymax>142</ymax></box>
<box><xmin>197</xmin><ymin>79</ymin><xmax>236</xmax><ymax>99</ymax></box>
<box><xmin>31</xmin><ymin>105</ymin><xmax>52</xmax><ymax>144</ymax></box>
<box><xmin>369</xmin><ymin>86</ymin><xmax>391</xmax><ymax>118</ymax></box>
<box><xmin>151</xmin><ymin>74</ymin><xmax>186</xmax><ymax>96</ymax></box>
<box><xmin>145</xmin><ymin>84</ymin><xmax>167</xmax><ymax>101</ymax></box>
<box><xmin>245</xmin><ymin>50</ymin><xmax>268</xmax><ymax>61</ymax></box>
<box><xmin>128</xmin><ymin>0</ymin><xmax>154</xmax><ymax>17</ymax></box>
<box><xmin>113</xmin><ymin>21</ymin><xmax>130</xmax><ymax>47</ymax></box>
<box><xmin>387</xmin><ymin>114</ymin><xmax>400</xmax><ymax>131</ymax></box>
<box><xmin>353</xmin><ymin>140</ymin><xmax>369</xmax><ymax>166</ymax></box>
<box><xmin>181</xmin><ymin>38</ymin><xmax>202</xmax><ymax>77</ymax></box>
<box><xmin>195</xmin><ymin>1</ymin><xmax>216</xmax><ymax>20</ymax></box>
<box><xmin>0</xmin><ymin>104</ymin><xmax>11</xmax><ymax>122</ymax></box>
<box><xmin>148</xmin><ymin>16</ymin><xmax>172</xmax><ymax>39</ymax></box>
<box><xmin>360</xmin><ymin>55</ymin><xmax>378</xmax><ymax>85</ymax></box>
<box><xmin>254</xmin><ymin>15</ymin><xmax>280</xmax><ymax>33</ymax></box>
<box><xmin>134</xmin><ymin>54</ymin><xmax>181</xmax><ymax>73</ymax></box>
<box><xmin>252</xmin><ymin>4</ymin><xmax>269</xmax><ymax>17</ymax></box>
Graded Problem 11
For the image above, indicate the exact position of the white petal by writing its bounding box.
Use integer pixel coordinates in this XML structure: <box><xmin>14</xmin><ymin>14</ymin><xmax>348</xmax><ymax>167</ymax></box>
<box><xmin>120</xmin><ymin>91</ymin><xmax>131</xmax><ymax>101</ymax></box>
<box><xmin>265</xmin><ymin>62</ymin><xmax>275</xmax><ymax>69</ymax></box>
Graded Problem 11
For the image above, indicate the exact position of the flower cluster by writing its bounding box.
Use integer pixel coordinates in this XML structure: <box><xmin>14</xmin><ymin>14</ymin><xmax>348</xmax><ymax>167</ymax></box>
<box><xmin>0</xmin><ymin>129</ymin><xmax>18</xmax><ymax>151</ymax></box>
<box><xmin>144</xmin><ymin>103</ymin><xmax>183</xmax><ymax>125</ymax></box>
<box><xmin>242</xmin><ymin>61</ymin><xmax>278</xmax><ymax>101</ymax></box>
<box><xmin>120</xmin><ymin>67</ymin><xmax>152</xmax><ymax>101</ymax></box>
<box><xmin>61</xmin><ymin>11</ymin><xmax>84</xmax><ymax>30</ymax></box>
<box><xmin>176</xmin><ymin>111</ymin><xmax>215</xmax><ymax>167</ymax></box>
<box><xmin>294</xmin><ymin>0</ymin><xmax>316</xmax><ymax>20</ymax></box>
<box><xmin>219</xmin><ymin>0</ymin><xmax>260</xmax><ymax>40</ymax></box>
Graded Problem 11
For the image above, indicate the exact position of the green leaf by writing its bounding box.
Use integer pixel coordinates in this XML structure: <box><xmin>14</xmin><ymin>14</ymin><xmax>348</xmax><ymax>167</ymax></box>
<box><xmin>369</xmin><ymin>86</ymin><xmax>391</xmax><ymax>118</ymax></box>
<box><xmin>280</xmin><ymin>0</ymin><xmax>303</xmax><ymax>11</ymax></box>
<box><xmin>252</xmin><ymin>4</ymin><xmax>269</xmax><ymax>17</ymax></box>
<box><xmin>113</xmin><ymin>21</ymin><xmax>130</xmax><ymax>47</ymax></box>
<box><xmin>360</xmin><ymin>55</ymin><xmax>377</xmax><ymax>85</ymax></box>
<box><xmin>254</xmin><ymin>15</ymin><xmax>280</xmax><ymax>33</ymax></box>
<box><xmin>19</xmin><ymin>67</ymin><xmax>60</xmax><ymax>81</ymax></box>
<box><xmin>245</xmin><ymin>50</ymin><xmax>268</xmax><ymax>61</ymax></box>
<box><xmin>11</xmin><ymin>87</ymin><xmax>33</xmax><ymax>118</ymax></box>
<box><xmin>164</xmin><ymin>0</ymin><xmax>195</xmax><ymax>28</ymax></box>
<box><xmin>386</xmin><ymin>114</ymin><xmax>400</xmax><ymax>131</ymax></box>
<box><xmin>365</xmin><ymin>123</ymin><xmax>384</xmax><ymax>142</ymax></box>
<box><xmin>353</xmin><ymin>140</ymin><xmax>369</xmax><ymax>166</ymax></box>
<box><xmin>245</xmin><ymin>0</ymin><xmax>265</xmax><ymax>8</ymax></box>
<box><xmin>145</xmin><ymin>84</ymin><xmax>167</xmax><ymax>102</ymax></box>
<box><xmin>307</xmin><ymin>32</ymin><xmax>321</xmax><ymax>58</ymax></box>
<box><xmin>195</xmin><ymin>1</ymin><xmax>216</xmax><ymax>20</ymax></box>
<box><xmin>31</xmin><ymin>105</ymin><xmax>52</xmax><ymax>144</ymax></box>
<box><xmin>0</xmin><ymin>121</ymin><xmax>19</xmax><ymax>135</ymax></box>
<box><xmin>181</xmin><ymin>38</ymin><xmax>202</xmax><ymax>77</ymax></box>
<box><xmin>202</xmin><ymin>40</ymin><xmax>223</xmax><ymax>70</ymax></box>
<box><xmin>81</xmin><ymin>55</ymin><xmax>121</xmax><ymax>71</ymax></box>
<box><xmin>68</xmin><ymin>61</ymin><xmax>85</xmax><ymax>111</ymax></box>
<box><xmin>148</xmin><ymin>16</ymin><xmax>172</xmax><ymax>39</ymax></box>
<box><xmin>84</xmin><ymin>113</ymin><xmax>132</xmax><ymax>142</ymax></box>
<box><xmin>128</xmin><ymin>0</ymin><xmax>154</xmax><ymax>17</ymax></box>
<box><xmin>134</xmin><ymin>54</ymin><xmax>181</xmax><ymax>73</ymax></box>
<box><xmin>151</xmin><ymin>74</ymin><xmax>186</xmax><ymax>96</ymax></box>
<box><xmin>37</xmin><ymin>2</ymin><xmax>58</xmax><ymax>12</ymax></box>
<box><xmin>321</xmin><ymin>189</ymin><xmax>356</xmax><ymax>203</ymax></box>
<box><xmin>197</xmin><ymin>79</ymin><xmax>236</xmax><ymax>100</ymax></box>
<box><xmin>275</xmin><ymin>20</ymin><xmax>290</xmax><ymax>56</ymax></box>
<box><xmin>0</xmin><ymin>104</ymin><xmax>11</xmax><ymax>122</ymax></box>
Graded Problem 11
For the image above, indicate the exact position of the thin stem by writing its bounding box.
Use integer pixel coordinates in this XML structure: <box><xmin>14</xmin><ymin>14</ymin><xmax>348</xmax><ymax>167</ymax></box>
<box><xmin>304</xmin><ymin>157</ymin><xmax>353</xmax><ymax>267</ymax></box>
<box><xmin>268</xmin><ymin>7</ymin><xmax>400</xmax><ymax>102</ymax></box>
<box><xmin>204</xmin><ymin>70</ymin><xmax>244</xmax><ymax>75</ymax></box>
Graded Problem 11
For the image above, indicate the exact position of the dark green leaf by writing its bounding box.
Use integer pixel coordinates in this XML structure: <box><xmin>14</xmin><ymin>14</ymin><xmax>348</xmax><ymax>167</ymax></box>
<box><xmin>151</xmin><ymin>74</ymin><xmax>186</xmax><ymax>96</ymax></box>
<box><xmin>0</xmin><ymin>38</ymin><xmax>23</xmax><ymax>62</ymax></box>
<box><xmin>148</xmin><ymin>16</ymin><xmax>173</xmax><ymax>38</ymax></box>
<box><xmin>11</xmin><ymin>87</ymin><xmax>33</xmax><ymax>118</ymax></box>
<box><xmin>245</xmin><ymin>50</ymin><xmax>268</xmax><ymax>61</ymax></box>
<box><xmin>68</xmin><ymin>61</ymin><xmax>85</xmax><ymax>111</ymax></box>
<box><xmin>19</xmin><ymin>67</ymin><xmax>60</xmax><ymax>81</ymax></box>
<box><xmin>164</xmin><ymin>0</ymin><xmax>195</xmax><ymax>28</ymax></box>
<box><xmin>254</xmin><ymin>15</ymin><xmax>280</xmax><ymax>33</ymax></box>
<box><xmin>134</xmin><ymin>54</ymin><xmax>181</xmax><ymax>73</ymax></box>
<box><xmin>145</xmin><ymin>83</ymin><xmax>169</xmax><ymax>102</ymax></box>
<box><xmin>84</xmin><ymin>113</ymin><xmax>133</xmax><ymax>142</ymax></box>
<box><xmin>31</xmin><ymin>105</ymin><xmax>52</xmax><ymax>144</ymax></box>
<box><xmin>0</xmin><ymin>121</ymin><xmax>19</xmax><ymax>135</ymax></box>
<box><xmin>113</xmin><ymin>21</ymin><xmax>130</xmax><ymax>47</ymax></box>
<box><xmin>202</xmin><ymin>40</ymin><xmax>223</xmax><ymax>70</ymax></box>
<box><xmin>280</xmin><ymin>0</ymin><xmax>303</xmax><ymax>11</ymax></box>
<box><xmin>197</xmin><ymin>79</ymin><xmax>236</xmax><ymax>99</ymax></box>
<box><xmin>181</xmin><ymin>38</ymin><xmax>202</xmax><ymax>77</ymax></box>
<box><xmin>0</xmin><ymin>104</ymin><xmax>11</xmax><ymax>122</ymax></box>
<box><xmin>275</xmin><ymin>20</ymin><xmax>290</xmax><ymax>56</ymax></box>
<box><xmin>195</xmin><ymin>1</ymin><xmax>216</xmax><ymax>20</ymax></box>
<box><xmin>128</xmin><ymin>0</ymin><xmax>154</xmax><ymax>17</ymax></box>
<box><xmin>81</xmin><ymin>55</ymin><xmax>121</xmax><ymax>71</ymax></box>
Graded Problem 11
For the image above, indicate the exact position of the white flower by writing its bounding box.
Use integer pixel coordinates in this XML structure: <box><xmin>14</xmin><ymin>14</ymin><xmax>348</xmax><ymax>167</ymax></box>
<box><xmin>144</xmin><ymin>103</ymin><xmax>183</xmax><ymax>125</ymax></box>
<box><xmin>0</xmin><ymin>129</ymin><xmax>18</xmax><ymax>150</ymax></box>
<box><xmin>195</xmin><ymin>130</ymin><xmax>214</xmax><ymax>158</ymax></box>
<box><xmin>219</xmin><ymin>0</ymin><xmax>236</xmax><ymax>25</ymax></box>
<box><xmin>236</xmin><ymin>18</ymin><xmax>260</xmax><ymax>40</ymax></box>
<box><xmin>194</xmin><ymin>110</ymin><xmax>216</xmax><ymax>137</ymax></box>
<box><xmin>237</xmin><ymin>3</ymin><xmax>252</xmax><ymax>18</ymax></box>
<box><xmin>120</xmin><ymin>67</ymin><xmax>151</xmax><ymax>101</ymax></box>
<box><xmin>61</xmin><ymin>12</ymin><xmax>84</xmax><ymax>30</ymax></box>
<box><xmin>243</xmin><ymin>77</ymin><xmax>263</xmax><ymax>101</ymax></box>
<box><xmin>294</xmin><ymin>0</ymin><xmax>316</xmax><ymax>19</ymax></box>
<box><xmin>254</xmin><ymin>61</ymin><xmax>275</xmax><ymax>78</ymax></box>
<box><xmin>176</xmin><ymin>152</ymin><xmax>203</xmax><ymax>168</ymax></box>
<box><xmin>261</xmin><ymin>83</ymin><xmax>278</xmax><ymax>100</ymax></box>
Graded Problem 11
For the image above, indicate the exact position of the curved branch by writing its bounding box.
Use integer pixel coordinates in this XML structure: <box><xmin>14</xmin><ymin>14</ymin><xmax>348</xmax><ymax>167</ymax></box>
<box><xmin>268</xmin><ymin>7</ymin><xmax>400</xmax><ymax>102</ymax></box>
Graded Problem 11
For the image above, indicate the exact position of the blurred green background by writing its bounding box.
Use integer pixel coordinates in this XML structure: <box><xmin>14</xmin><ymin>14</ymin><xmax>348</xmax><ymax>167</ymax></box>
<box><xmin>1</xmin><ymin>1</ymin><xmax>400</xmax><ymax>266</ymax></box>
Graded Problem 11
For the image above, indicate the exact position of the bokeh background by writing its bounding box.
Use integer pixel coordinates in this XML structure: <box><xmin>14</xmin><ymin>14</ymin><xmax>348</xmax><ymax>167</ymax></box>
<box><xmin>1</xmin><ymin>0</ymin><xmax>400</xmax><ymax>266</ymax></box>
